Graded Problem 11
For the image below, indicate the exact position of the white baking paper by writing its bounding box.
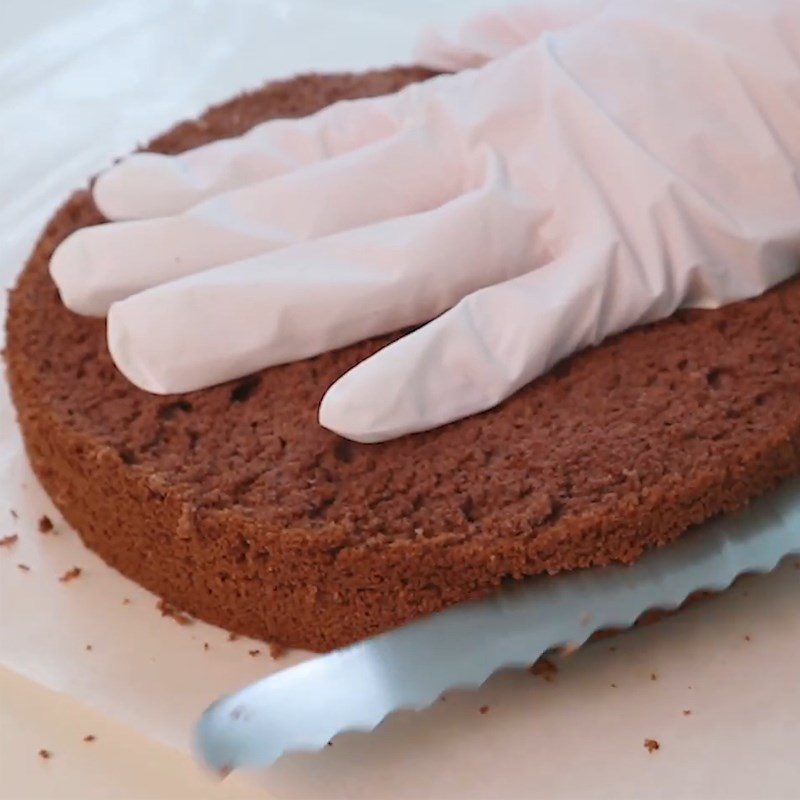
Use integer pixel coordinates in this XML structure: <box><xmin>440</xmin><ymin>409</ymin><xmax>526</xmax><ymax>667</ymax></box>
<box><xmin>2</xmin><ymin>3</ymin><xmax>800</xmax><ymax>798</ymax></box>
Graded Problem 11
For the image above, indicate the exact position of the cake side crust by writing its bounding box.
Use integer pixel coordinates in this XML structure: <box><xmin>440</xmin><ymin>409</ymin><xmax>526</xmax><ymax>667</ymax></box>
<box><xmin>6</xmin><ymin>66</ymin><xmax>800</xmax><ymax>651</ymax></box>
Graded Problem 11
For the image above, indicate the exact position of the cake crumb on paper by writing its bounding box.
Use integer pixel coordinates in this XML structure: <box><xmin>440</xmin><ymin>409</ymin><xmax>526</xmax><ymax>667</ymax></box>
<box><xmin>203</xmin><ymin>642</ymin><xmax>210</xmax><ymax>651</ymax></box>
<box><xmin>85</xmin><ymin>644</ymin><xmax>93</xmax><ymax>651</ymax></box>
<box><xmin>38</xmin><ymin>749</ymin><xmax>51</xmax><ymax>760</ymax></box>
<box><xmin>228</xmin><ymin>632</ymin><xmax>240</xmax><ymax>642</ymax></box>
<box><xmin>248</xmin><ymin>649</ymin><xmax>261</xmax><ymax>657</ymax></box>
<box><xmin>744</xmin><ymin>634</ymin><xmax>751</xmax><ymax>642</ymax></box>
<box><xmin>10</xmin><ymin>509</ymin><xmax>18</xmax><ymax>519</ymax></box>
<box><xmin>650</xmin><ymin>672</ymin><xmax>658</xmax><ymax>681</ymax></box>
<box><xmin>683</xmin><ymin>709</ymin><xmax>692</xmax><ymax>716</ymax></box>
<box><xmin>59</xmin><ymin>567</ymin><xmax>82</xmax><ymax>583</ymax></box>
<box><xmin>0</xmin><ymin>534</ymin><xmax>18</xmax><ymax>548</ymax></box>
<box><xmin>269</xmin><ymin>641</ymin><xmax>285</xmax><ymax>660</ymax></box>
<box><xmin>610</xmin><ymin>683</ymin><xmax>618</xmax><ymax>689</ymax></box>
<box><xmin>122</xmin><ymin>598</ymin><xmax>131</xmax><ymax>605</ymax></box>
<box><xmin>38</xmin><ymin>515</ymin><xmax>54</xmax><ymax>533</ymax></box>
<box><xmin>17</xmin><ymin>563</ymin><xmax>30</xmax><ymax>572</ymax></box>
<box><xmin>83</xmin><ymin>735</ymin><xmax>96</xmax><ymax>743</ymax></box>
<box><xmin>529</xmin><ymin>657</ymin><xmax>558</xmax><ymax>682</ymax></box>
<box><xmin>644</xmin><ymin>739</ymin><xmax>660</xmax><ymax>753</ymax></box>
<box><xmin>479</xmin><ymin>705</ymin><xmax>490</xmax><ymax>715</ymax></box>
<box><xmin>156</xmin><ymin>598</ymin><xmax>193</xmax><ymax>626</ymax></box>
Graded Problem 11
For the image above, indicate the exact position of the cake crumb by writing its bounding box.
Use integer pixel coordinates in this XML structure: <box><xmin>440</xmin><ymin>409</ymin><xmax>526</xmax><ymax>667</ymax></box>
<box><xmin>17</xmin><ymin>563</ymin><xmax>30</xmax><ymax>572</ymax></box>
<box><xmin>650</xmin><ymin>672</ymin><xmax>658</xmax><ymax>681</ymax></box>
<box><xmin>227</xmin><ymin>632</ymin><xmax>240</xmax><ymax>642</ymax></box>
<box><xmin>608</xmin><ymin>645</ymin><xmax>617</xmax><ymax>653</ymax></box>
<box><xmin>610</xmin><ymin>683</ymin><xmax>618</xmax><ymax>689</ymax></box>
<box><xmin>744</xmin><ymin>634</ymin><xmax>751</xmax><ymax>642</ymax></box>
<box><xmin>683</xmin><ymin>709</ymin><xmax>692</xmax><ymax>716</ymax></box>
<box><xmin>83</xmin><ymin>735</ymin><xmax>96</xmax><ymax>743</ymax></box>
<box><xmin>0</xmin><ymin>534</ymin><xmax>18</xmax><ymax>548</ymax></box>
<box><xmin>10</xmin><ymin>509</ymin><xmax>18</xmax><ymax>519</ymax></box>
<box><xmin>269</xmin><ymin>641</ymin><xmax>285</xmax><ymax>660</ymax></box>
<box><xmin>327</xmin><ymin>741</ymin><xmax>333</xmax><ymax>747</ymax></box>
<box><xmin>248</xmin><ymin>649</ymin><xmax>261</xmax><ymax>657</ymax></box>
<box><xmin>529</xmin><ymin>657</ymin><xmax>558</xmax><ymax>682</ymax></box>
<box><xmin>203</xmin><ymin>642</ymin><xmax>210</xmax><ymax>651</ymax></box>
<box><xmin>85</xmin><ymin>644</ymin><xmax>93</xmax><ymax>651</ymax></box>
<box><xmin>38</xmin><ymin>749</ymin><xmax>51</xmax><ymax>760</ymax></box>
<box><xmin>479</xmin><ymin>705</ymin><xmax>490</xmax><ymax>715</ymax></box>
<box><xmin>38</xmin><ymin>515</ymin><xmax>54</xmax><ymax>533</ymax></box>
<box><xmin>644</xmin><ymin>739</ymin><xmax>660</xmax><ymax>753</ymax></box>
<box><xmin>122</xmin><ymin>598</ymin><xmax>131</xmax><ymax>605</ymax></box>
<box><xmin>156</xmin><ymin>598</ymin><xmax>193</xmax><ymax>626</ymax></box>
<box><xmin>59</xmin><ymin>567</ymin><xmax>82</xmax><ymax>583</ymax></box>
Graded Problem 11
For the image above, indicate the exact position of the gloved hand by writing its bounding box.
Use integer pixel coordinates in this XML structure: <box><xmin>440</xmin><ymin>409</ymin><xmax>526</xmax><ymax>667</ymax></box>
<box><xmin>51</xmin><ymin>0</ymin><xmax>800</xmax><ymax>443</ymax></box>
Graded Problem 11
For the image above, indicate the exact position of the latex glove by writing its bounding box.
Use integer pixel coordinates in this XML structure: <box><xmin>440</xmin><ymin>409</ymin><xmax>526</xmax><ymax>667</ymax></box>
<box><xmin>51</xmin><ymin>0</ymin><xmax>800</xmax><ymax>443</ymax></box>
<box><xmin>415</xmin><ymin>1</ymin><xmax>608</xmax><ymax>71</ymax></box>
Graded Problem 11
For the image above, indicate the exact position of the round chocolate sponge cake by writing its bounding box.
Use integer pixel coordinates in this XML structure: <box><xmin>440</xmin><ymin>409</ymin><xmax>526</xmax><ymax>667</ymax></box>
<box><xmin>7</xmin><ymin>66</ymin><xmax>800</xmax><ymax>652</ymax></box>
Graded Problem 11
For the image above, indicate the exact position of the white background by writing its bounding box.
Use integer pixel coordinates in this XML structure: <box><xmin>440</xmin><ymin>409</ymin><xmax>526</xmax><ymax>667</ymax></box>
<box><xmin>1</xmin><ymin>2</ymin><xmax>800</xmax><ymax>798</ymax></box>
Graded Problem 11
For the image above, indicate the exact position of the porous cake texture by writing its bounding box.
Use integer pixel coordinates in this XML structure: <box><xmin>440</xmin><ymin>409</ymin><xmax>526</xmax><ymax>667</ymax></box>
<box><xmin>7</xmin><ymin>66</ymin><xmax>800</xmax><ymax>651</ymax></box>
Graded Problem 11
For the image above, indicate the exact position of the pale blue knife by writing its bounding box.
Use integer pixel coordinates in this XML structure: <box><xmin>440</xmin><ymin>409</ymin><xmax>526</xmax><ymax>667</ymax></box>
<box><xmin>196</xmin><ymin>476</ymin><xmax>800</xmax><ymax>772</ymax></box>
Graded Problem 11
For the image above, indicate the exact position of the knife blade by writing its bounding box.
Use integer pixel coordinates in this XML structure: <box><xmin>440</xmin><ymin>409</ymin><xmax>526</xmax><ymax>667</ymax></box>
<box><xmin>196</xmin><ymin>476</ymin><xmax>800</xmax><ymax>772</ymax></box>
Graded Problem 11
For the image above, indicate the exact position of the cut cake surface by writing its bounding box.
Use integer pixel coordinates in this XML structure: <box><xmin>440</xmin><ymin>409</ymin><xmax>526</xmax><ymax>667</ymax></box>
<box><xmin>6</xmin><ymin>66</ymin><xmax>800</xmax><ymax>651</ymax></box>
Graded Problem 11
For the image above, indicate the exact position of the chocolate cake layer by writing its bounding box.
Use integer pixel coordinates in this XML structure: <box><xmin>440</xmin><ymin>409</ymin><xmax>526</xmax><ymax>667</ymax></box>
<box><xmin>6</xmin><ymin>66</ymin><xmax>800</xmax><ymax>651</ymax></box>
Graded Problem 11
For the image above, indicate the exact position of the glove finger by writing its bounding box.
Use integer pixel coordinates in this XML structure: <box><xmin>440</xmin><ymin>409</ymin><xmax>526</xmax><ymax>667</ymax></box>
<box><xmin>106</xmin><ymin>153</ymin><xmax>537</xmax><ymax>395</ymax></box>
<box><xmin>51</xmin><ymin>125</ymin><xmax>467</xmax><ymax>316</ymax></box>
<box><xmin>319</xmin><ymin>239</ymin><xmax>649</xmax><ymax>443</ymax></box>
<box><xmin>93</xmin><ymin>84</ymin><xmax>427</xmax><ymax>221</ymax></box>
